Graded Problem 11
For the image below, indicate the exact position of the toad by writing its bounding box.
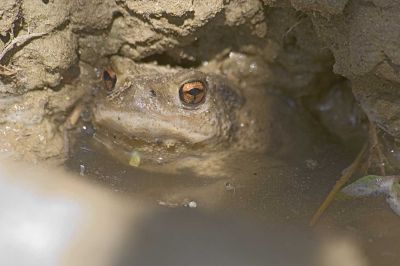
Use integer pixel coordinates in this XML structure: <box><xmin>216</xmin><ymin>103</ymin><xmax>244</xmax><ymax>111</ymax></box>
<box><xmin>92</xmin><ymin>56</ymin><xmax>248</xmax><ymax>175</ymax></box>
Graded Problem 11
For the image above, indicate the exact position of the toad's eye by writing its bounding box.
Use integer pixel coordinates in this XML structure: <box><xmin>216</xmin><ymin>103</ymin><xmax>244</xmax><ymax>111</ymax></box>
<box><xmin>102</xmin><ymin>67</ymin><xmax>117</xmax><ymax>91</ymax></box>
<box><xmin>179</xmin><ymin>81</ymin><xmax>207</xmax><ymax>106</ymax></box>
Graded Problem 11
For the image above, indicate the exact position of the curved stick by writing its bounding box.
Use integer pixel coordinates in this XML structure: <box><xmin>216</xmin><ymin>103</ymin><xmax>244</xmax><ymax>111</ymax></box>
<box><xmin>309</xmin><ymin>144</ymin><xmax>367</xmax><ymax>226</ymax></box>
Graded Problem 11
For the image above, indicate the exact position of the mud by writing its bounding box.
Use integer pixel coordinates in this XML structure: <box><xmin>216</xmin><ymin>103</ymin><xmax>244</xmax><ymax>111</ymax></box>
<box><xmin>2</xmin><ymin>1</ymin><xmax>400</xmax><ymax>265</ymax></box>
<box><xmin>0</xmin><ymin>0</ymin><xmax>399</xmax><ymax>162</ymax></box>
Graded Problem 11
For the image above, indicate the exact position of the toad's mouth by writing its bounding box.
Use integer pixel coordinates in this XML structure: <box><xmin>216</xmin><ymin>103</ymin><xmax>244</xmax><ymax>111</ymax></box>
<box><xmin>93</xmin><ymin>109</ymin><xmax>217</xmax><ymax>145</ymax></box>
<box><xmin>94</xmin><ymin>130</ymin><xmax>183</xmax><ymax>161</ymax></box>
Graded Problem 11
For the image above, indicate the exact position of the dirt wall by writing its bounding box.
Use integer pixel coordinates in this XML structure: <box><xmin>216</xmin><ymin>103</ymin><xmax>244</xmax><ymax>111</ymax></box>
<box><xmin>0</xmin><ymin>0</ymin><xmax>398</xmax><ymax>162</ymax></box>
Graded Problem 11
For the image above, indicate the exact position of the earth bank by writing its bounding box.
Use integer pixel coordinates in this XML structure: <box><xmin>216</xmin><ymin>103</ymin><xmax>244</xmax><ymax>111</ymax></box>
<box><xmin>0</xmin><ymin>0</ymin><xmax>398</xmax><ymax>162</ymax></box>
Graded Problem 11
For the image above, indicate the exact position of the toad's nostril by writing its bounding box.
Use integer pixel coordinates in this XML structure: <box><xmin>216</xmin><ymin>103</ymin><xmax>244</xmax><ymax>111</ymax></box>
<box><xmin>150</xmin><ymin>89</ymin><xmax>157</xmax><ymax>97</ymax></box>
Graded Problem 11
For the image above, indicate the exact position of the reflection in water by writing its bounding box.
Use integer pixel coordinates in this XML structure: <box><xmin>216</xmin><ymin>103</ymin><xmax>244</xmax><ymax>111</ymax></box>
<box><xmin>66</xmin><ymin>103</ymin><xmax>350</xmax><ymax>223</ymax></box>
<box><xmin>3</xmin><ymin>89</ymin><xmax>397</xmax><ymax>265</ymax></box>
<box><xmin>115</xmin><ymin>209</ymin><xmax>316</xmax><ymax>266</ymax></box>
<box><xmin>62</xmin><ymin>94</ymin><xmax>400</xmax><ymax>266</ymax></box>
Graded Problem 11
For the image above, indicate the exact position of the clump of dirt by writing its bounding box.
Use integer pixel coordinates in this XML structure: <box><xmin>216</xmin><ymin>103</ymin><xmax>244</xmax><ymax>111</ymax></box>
<box><xmin>0</xmin><ymin>0</ymin><xmax>398</xmax><ymax>163</ymax></box>
<box><xmin>304</xmin><ymin>0</ymin><xmax>400</xmax><ymax>138</ymax></box>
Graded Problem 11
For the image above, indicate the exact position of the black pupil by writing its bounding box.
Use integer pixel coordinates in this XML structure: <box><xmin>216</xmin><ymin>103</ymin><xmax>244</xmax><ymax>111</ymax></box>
<box><xmin>103</xmin><ymin>71</ymin><xmax>111</xmax><ymax>81</ymax></box>
<box><xmin>188</xmin><ymin>88</ymin><xmax>202</xmax><ymax>96</ymax></box>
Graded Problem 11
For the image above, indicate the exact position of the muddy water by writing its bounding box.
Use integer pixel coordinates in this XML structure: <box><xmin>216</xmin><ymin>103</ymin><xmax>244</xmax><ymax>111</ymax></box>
<box><xmin>66</xmin><ymin>112</ymin><xmax>400</xmax><ymax>266</ymax></box>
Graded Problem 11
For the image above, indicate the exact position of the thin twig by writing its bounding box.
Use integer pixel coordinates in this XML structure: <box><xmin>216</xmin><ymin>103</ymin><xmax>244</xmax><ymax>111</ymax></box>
<box><xmin>284</xmin><ymin>14</ymin><xmax>307</xmax><ymax>37</ymax></box>
<box><xmin>369</xmin><ymin>123</ymin><xmax>386</xmax><ymax>176</ymax></box>
<box><xmin>309</xmin><ymin>144</ymin><xmax>368</xmax><ymax>227</ymax></box>
<box><xmin>285</xmin><ymin>20</ymin><xmax>303</xmax><ymax>36</ymax></box>
<box><xmin>66</xmin><ymin>102</ymin><xmax>84</xmax><ymax>128</ymax></box>
<box><xmin>63</xmin><ymin>101</ymin><xmax>85</xmax><ymax>158</ymax></box>
<box><xmin>0</xmin><ymin>65</ymin><xmax>17</xmax><ymax>76</ymax></box>
<box><xmin>0</xmin><ymin>32</ymin><xmax>47</xmax><ymax>64</ymax></box>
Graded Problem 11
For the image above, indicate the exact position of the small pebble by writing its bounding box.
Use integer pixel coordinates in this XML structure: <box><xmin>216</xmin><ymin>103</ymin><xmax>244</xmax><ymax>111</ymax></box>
<box><xmin>188</xmin><ymin>201</ymin><xmax>197</xmax><ymax>208</ymax></box>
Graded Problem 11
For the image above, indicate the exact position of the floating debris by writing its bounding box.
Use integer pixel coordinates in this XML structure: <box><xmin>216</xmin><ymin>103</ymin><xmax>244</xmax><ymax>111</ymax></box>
<box><xmin>182</xmin><ymin>199</ymin><xmax>198</xmax><ymax>208</ymax></box>
<box><xmin>225</xmin><ymin>182</ymin><xmax>236</xmax><ymax>192</ymax></box>
<box><xmin>129</xmin><ymin>150</ymin><xmax>141</xmax><ymax>167</ymax></box>
<box><xmin>342</xmin><ymin>175</ymin><xmax>400</xmax><ymax>216</ymax></box>
<box><xmin>79</xmin><ymin>164</ymin><xmax>85</xmax><ymax>176</ymax></box>
<box><xmin>305</xmin><ymin>159</ymin><xmax>318</xmax><ymax>170</ymax></box>
<box><xmin>157</xmin><ymin>200</ymin><xmax>179</xmax><ymax>208</ymax></box>
<box><xmin>342</xmin><ymin>175</ymin><xmax>390</xmax><ymax>196</ymax></box>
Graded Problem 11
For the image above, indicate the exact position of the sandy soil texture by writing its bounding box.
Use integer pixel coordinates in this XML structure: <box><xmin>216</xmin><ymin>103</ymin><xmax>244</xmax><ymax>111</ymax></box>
<box><xmin>0</xmin><ymin>0</ymin><xmax>398</xmax><ymax>162</ymax></box>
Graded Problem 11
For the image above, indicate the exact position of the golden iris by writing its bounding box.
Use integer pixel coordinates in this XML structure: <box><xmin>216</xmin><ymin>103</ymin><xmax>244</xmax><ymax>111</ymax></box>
<box><xmin>179</xmin><ymin>81</ymin><xmax>207</xmax><ymax>106</ymax></box>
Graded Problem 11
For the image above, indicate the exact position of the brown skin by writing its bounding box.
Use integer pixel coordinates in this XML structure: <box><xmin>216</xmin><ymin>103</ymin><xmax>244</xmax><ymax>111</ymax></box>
<box><xmin>90</xmin><ymin>56</ymin><xmax>314</xmax><ymax>176</ymax></box>
<box><xmin>92</xmin><ymin>56</ymin><xmax>244</xmax><ymax>168</ymax></box>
